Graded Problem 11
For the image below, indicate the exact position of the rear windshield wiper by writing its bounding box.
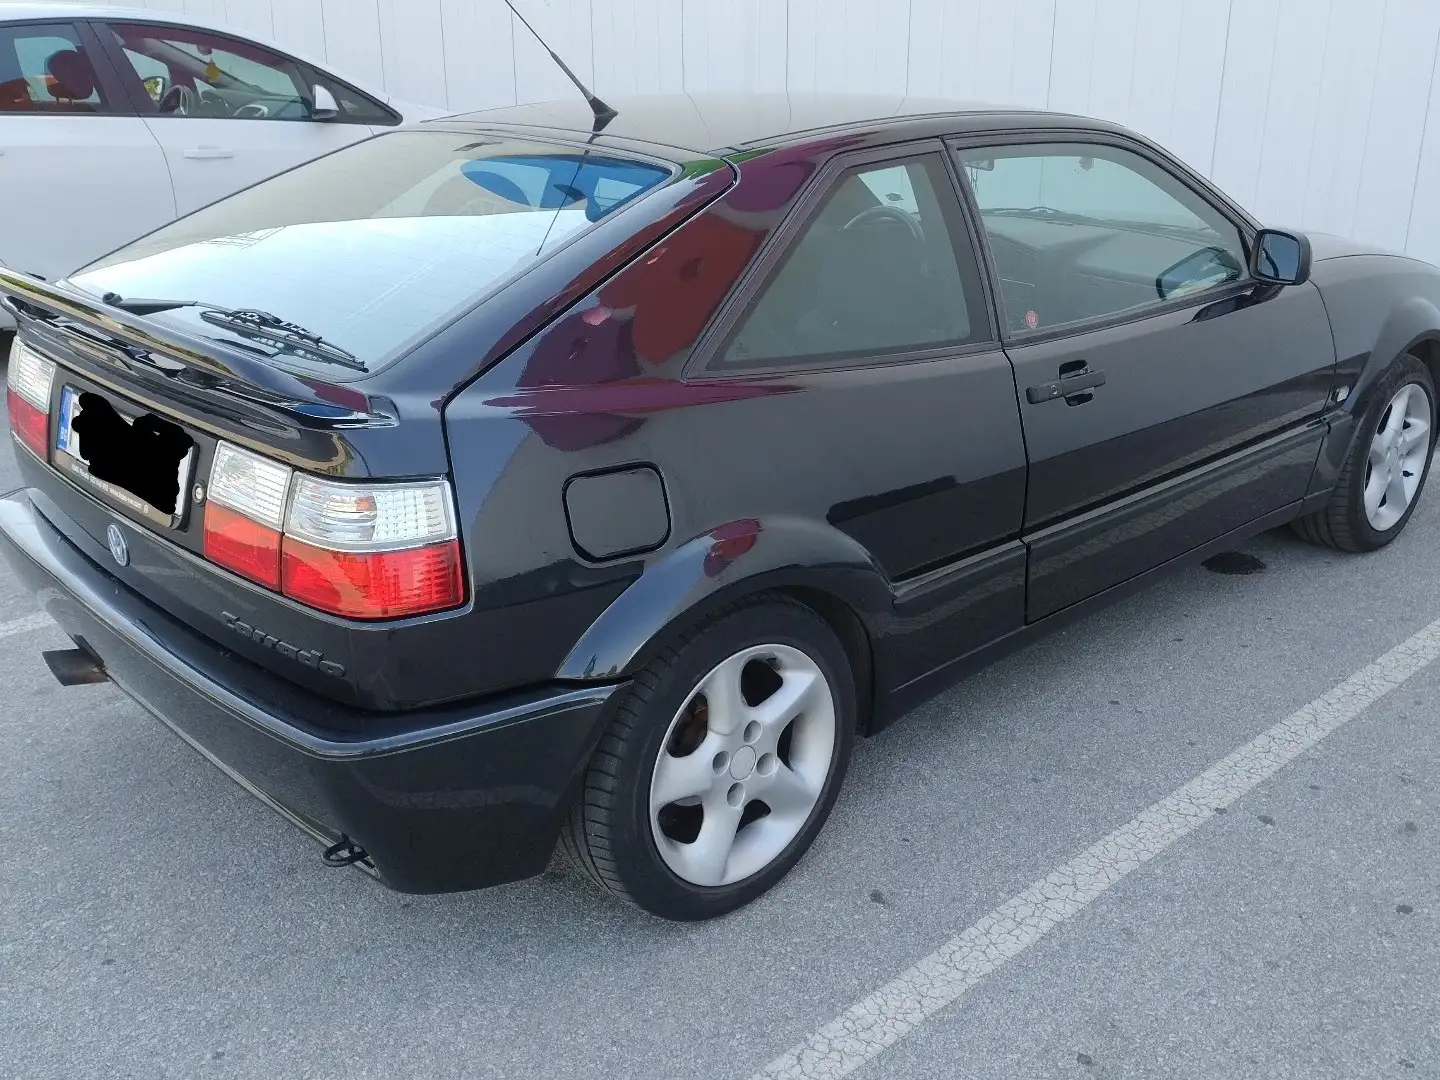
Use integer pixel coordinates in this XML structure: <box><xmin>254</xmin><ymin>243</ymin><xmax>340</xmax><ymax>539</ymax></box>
<box><xmin>100</xmin><ymin>292</ymin><xmax>366</xmax><ymax>372</ymax></box>
<box><xmin>198</xmin><ymin>308</ymin><xmax>367</xmax><ymax>372</ymax></box>
<box><xmin>101</xmin><ymin>291</ymin><xmax>199</xmax><ymax>316</ymax></box>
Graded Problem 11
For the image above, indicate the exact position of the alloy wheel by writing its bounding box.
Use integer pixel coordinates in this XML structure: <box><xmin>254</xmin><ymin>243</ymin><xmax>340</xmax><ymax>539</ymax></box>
<box><xmin>1364</xmin><ymin>382</ymin><xmax>1432</xmax><ymax>531</ymax></box>
<box><xmin>649</xmin><ymin>643</ymin><xmax>837</xmax><ymax>888</ymax></box>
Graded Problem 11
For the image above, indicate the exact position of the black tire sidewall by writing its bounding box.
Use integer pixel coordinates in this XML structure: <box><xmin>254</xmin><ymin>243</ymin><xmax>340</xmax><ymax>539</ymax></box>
<box><xmin>1344</xmin><ymin>355</ymin><xmax>1437</xmax><ymax>550</ymax></box>
<box><xmin>606</xmin><ymin>602</ymin><xmax>857</xmax><ymax>920</ymax></box>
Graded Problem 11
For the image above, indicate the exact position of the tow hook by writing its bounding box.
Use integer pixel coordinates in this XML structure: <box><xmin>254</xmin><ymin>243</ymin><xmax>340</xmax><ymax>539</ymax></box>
<box><xmin>322</xmin><ymin>835</ymin><xmax>371</xmax><ymax>868</ymax></box>
<box><xmin>42</xmin><ymin>648</ymin><xmax>109</xmax><ymax>686</ymax></box>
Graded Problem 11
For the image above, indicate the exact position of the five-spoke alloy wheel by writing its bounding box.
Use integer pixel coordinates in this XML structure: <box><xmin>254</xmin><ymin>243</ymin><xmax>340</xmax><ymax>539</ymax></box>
<box><xmin>1294</xmin><ymin>352</ymin><xmax>1437</xmax><ymax>552</ymax></box>
<box><xmin>1362</xmin><ymin>382</ymin><xmax>1431</xmax><ymax>531</ymax></box>
<box><xmin>562</xmin><ymin>597</ymin><xmax>855</xmax><ymax>920</ymax></box>
<box><xmin>649</xmin><ymin>643</ymin><xmax>836</xmax><ymax>888</ymax></box>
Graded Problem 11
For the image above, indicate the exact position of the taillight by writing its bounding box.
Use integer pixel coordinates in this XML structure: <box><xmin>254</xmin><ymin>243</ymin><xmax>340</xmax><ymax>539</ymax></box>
<box><xmin>203</xmin><ymin>442</ymin><xmax>290</xmax><ymax>589</ymax></box>
<box><xmin>281</xmin><ymin>475</ymin><xmax>463</xmax><ymax>619</ymax></box>
<box><xmin>202</xmin><ymin>440</ymin><xmax>463</xmax><ymax>619</ymax></box>
<box><xmin>6</xmin><ymin>339</ymin><xmax>54</xmax><ymax>458</ymax></box>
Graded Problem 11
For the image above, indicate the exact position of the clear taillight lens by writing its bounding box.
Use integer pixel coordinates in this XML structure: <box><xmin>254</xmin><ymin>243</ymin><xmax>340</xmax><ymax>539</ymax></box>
<box><xmin>6</xmin><ymin>339</ymin><xmax>54</xmax><ymax>458</ymax></box>
<box><xmin>281</xmin><ymin>475</ymin><xmax>462</xmax><ymax>619</ymax></box>
<box><xmin>207</xmin><ymin>442</ymin><xmax>291</xmax><ymax>529</ymax></box>
<box><xmin>200</xmin><ymin>440</ymin><xmax>463</xmax><ymax>619</ymax></box>
<box><xmin>284</xmin><ymin>475</ymin><xmax>456</xmax><ymax>552</ymax></box>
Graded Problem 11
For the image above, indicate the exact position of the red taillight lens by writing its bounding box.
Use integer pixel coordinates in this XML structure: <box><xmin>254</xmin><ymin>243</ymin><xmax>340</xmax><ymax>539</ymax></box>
<box><xmin>6</xmin><ymin>339</ymin><xmax>54</xmax><ymax>458</ymax></box>
<box><xmin>6</xmin><ymin>388</ymin><xmax>47</xmax><ymax>458</ymax></box>
<box><xmin>203</xmin><ymin>503</ymin><xmax>282</xmax><ymax>589</ymax></box>
<box><xmin>281</xmin><ymin>537</ymin><xmax>464</xmax><ymax>619</ymax></box>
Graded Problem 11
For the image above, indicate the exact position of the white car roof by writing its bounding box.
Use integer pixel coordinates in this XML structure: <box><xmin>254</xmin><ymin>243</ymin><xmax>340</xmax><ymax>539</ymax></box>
<box><xmin>2</xmin><ymin>3</ymin><xmax>209</xmax><ymax>24</ymax></box>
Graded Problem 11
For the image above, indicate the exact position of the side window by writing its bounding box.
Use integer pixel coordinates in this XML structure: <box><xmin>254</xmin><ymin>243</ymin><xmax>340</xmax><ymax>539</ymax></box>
<box><xmin>957</xmin><ymin>143</ymin><xmax>1248</xmax><ymax>335</ymax></box>
<box><xmin>0</xmin><ymin>23</ymin><xmax>106</xmax><ymax>114</ymax></box>
<box><xmin>107</xmin><ymin>23</ymin><xmax>311</xmax><ymax>121</ymax></box>
<box><xmin>718</xmin><ymin>155</ymin><xmax>989</xmax><ymax>369</ymax></box>
<box><xmin>313</xmin><ymin>74</ymin><xmax>399</xmax><ymax>126</ymax></box>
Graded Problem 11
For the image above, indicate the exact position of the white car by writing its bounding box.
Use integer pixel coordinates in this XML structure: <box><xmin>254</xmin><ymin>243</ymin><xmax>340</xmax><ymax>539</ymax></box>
<box><xmin>0</xmin><ymin>2</ymin><xmax>441</xmax><ymax>330</ymax></box>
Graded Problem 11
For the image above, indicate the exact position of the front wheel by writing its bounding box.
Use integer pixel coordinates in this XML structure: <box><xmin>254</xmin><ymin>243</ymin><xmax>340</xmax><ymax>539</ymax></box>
<box><xmin>1294</xmin><ymin>353</ymin><xmax>1436</xmax><ymax>552</ymax></box>
<box><xmin>561</xmin><ymin>596</ymin><xmax>856</xmax><ymax>920</ymax></box>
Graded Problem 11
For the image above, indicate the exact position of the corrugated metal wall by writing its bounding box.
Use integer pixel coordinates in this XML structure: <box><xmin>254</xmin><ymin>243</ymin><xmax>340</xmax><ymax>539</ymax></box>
<box><xmin>50</xmin><ymin>0</ymin><xmax>1440</xmax><ymax>263</ymax></box>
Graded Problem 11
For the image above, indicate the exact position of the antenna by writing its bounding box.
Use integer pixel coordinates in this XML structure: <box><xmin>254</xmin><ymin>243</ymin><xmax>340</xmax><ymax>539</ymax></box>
<box><xmin>501</xmin><ymin>0</ymin><xmax>618</xmax><ymax>133</ymax></box>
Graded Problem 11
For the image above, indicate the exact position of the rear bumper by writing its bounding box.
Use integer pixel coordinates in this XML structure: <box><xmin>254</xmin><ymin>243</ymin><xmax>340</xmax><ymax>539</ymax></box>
<box><xmin>0</xmin><ymin>488</ymin><xmax>620</xmax><ymax>893</ymax></box>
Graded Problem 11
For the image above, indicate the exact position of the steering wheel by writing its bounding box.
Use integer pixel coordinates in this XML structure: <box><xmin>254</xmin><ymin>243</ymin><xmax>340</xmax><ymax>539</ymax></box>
<box><xmin>842</xmin><ymin>204</ymin><xmax>924</xmax><ymax>241</ymax></box>
<box><xmin>157</xmin><ymin>82</ymin><xmax>195</xmax><ymax>116</ymax></box>
<box><xmin>196</xmin><ymin>85</ymin><xmax>234</xmax><ymax>117</ymax></box>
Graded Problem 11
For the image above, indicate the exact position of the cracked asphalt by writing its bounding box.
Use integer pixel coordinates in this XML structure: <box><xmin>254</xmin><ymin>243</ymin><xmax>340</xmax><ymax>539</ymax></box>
<box><xmin>1</xmin><ymin>339</ymin><xmax>1436</xmax><ymax>1079</ymax></box>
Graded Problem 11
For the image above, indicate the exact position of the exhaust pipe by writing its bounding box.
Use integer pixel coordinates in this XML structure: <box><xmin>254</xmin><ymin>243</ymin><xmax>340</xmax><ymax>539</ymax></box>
<box><xmin>42</xmin><ymin>648</ymin><xmax>109</xmax><ymax>686</ymax></box>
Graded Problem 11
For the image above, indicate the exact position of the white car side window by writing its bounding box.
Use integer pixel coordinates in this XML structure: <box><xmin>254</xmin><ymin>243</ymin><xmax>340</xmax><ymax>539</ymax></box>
<box><xmin>0</xmin><ymin>24</ymin><xmax>105</xmax><ymax>113</ymax></box>
<box><xmin>109</xmin><ymin>23</ymin><xmax>311</xmax><ymax>121</ymax></box>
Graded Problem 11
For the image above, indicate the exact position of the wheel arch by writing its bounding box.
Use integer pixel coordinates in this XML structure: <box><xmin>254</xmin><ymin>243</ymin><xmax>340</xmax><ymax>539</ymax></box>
<box><xmin>1342</xmin><ymin>295</ymin><xmax>1440</xmax><ymax>420</ymax></box>
<box><xmin>555</xmin><ymin>517</ymin><xmax>887</xmax><ymax>734</ymax></box>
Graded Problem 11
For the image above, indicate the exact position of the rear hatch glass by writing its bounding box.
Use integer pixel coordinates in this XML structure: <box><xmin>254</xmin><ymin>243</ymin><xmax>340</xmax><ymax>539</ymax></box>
<box><xmin>66</xmin><ymin>131</ymin><xmax>672</xmax><ymax>379</ymax></box>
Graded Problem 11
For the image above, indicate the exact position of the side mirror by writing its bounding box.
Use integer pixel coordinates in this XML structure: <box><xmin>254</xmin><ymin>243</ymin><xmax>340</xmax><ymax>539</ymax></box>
<box><xmin>310</xmin><ymin>84</ymin><xmax>339</xmax><ymax>121</ymax></box>
<box><xmin>1251</xmin><ymin>229</ymin><xmax>1312</xmax><ymax>287</ymax></box>
<box><xmin>142</xmin><ymin>74</ymin><xmax>169</xmax><ymax>104</ymax></box>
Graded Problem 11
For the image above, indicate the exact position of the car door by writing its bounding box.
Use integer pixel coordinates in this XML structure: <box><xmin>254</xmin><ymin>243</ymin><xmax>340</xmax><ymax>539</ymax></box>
<box><xmin>0</xmin><ymin>19</ymin><xmax>175</xmax><ymax>294</ymax></box>
<box><xmin>97</xmin><ymin>20</ymin><xmax>373</xmax><ymax>216</ymax></box>
<box><xmin>693</xmin><ymin>145</ymin><xmax>1029</xmax><ymax>689</ymax></box>
<box><xmin>953</xmin><ymin>136</ymin><xmax>1337</xmax><ymax>620</ymax></box>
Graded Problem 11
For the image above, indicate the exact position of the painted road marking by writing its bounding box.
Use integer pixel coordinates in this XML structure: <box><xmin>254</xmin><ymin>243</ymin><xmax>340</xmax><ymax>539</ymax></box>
<box><xmin>750</xmin><ymin>616</ymin><xmax>1440</xmax><ymax>1080</ymax></box>
<box><xmin>0</xmin><ymin>612</ymin><xmax>53</xmax><ymax>640</ymax></box>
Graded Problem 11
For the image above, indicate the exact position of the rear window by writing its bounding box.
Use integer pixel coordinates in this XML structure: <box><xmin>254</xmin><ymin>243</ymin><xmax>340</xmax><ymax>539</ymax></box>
<box><xmin>69</xmin><ymin>131</ymin><xmax>672</xmax><ymax>375</ymax></box>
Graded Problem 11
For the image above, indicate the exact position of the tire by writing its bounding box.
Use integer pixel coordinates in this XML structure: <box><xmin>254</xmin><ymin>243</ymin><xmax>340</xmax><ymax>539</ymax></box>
<box><xmin>561</xmin><ymin>595</ymin><xmax>856</xmax><ymax>920</ymax></box>
<box><xmin>1293</xmin><ymin>353</ymin><xmax>1437</xmax><ymax>552</ymax></box>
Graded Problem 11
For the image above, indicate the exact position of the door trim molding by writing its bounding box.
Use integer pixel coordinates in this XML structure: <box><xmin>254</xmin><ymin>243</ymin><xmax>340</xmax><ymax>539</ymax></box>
<box><xmin>1021</xmin><ymin>419</ymin><xmax>1327</xmax><ymax>551</ymax></box>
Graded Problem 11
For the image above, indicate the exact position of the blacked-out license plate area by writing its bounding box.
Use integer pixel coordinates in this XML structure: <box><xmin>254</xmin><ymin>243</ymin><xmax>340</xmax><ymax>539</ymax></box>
<box><xmin>56</xmin><ymin>387</ymin><xmax>196</xmax><ymax>527</ymax></box>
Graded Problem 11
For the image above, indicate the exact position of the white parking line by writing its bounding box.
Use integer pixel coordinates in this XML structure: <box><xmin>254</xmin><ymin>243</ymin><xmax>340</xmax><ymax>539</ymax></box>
<box><xmin>0</xmin><ymin>611</ymin><xmax>53</xmax><ymax>640</ymax></box>
<box><xmin>750</xmin><ymin>616</ymin><xmax>1440</xmax><ymax>1080</ymax></box>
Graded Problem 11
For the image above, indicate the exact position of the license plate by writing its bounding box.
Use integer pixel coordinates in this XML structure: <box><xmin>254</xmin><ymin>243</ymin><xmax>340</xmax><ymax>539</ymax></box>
<box><xmin>55</xmin><ymin>385</ymin><xmax>196</xmax><ymax>530</ymax></box>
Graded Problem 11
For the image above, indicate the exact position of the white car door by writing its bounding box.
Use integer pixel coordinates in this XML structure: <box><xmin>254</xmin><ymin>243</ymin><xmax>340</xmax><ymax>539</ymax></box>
<box><xmin>101</xmin><ymin>20</ymin><xmax>374</xmax><ymax>217</ymax></box>
<box><xmin>0</xmin><ymin>19</ymin><xmax>175</xmax><ymax>293</ymax></box>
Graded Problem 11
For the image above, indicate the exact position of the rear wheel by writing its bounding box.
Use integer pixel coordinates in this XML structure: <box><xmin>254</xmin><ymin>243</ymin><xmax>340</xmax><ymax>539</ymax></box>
<box><xmin>561</xmin><ymin>597</ymin><xmax>856</xmax><ymax>920</ymax></box>
<box><xmin>1293</xmin><ymin>353</ymin><xmax>1436</xmax><ymax>552</ymax></box>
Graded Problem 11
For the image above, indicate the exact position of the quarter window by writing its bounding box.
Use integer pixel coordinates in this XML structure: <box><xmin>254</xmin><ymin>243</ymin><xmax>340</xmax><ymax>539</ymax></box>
<box><xmin>314</xmin><ymin>75</ymin><xmax>399</xmax><ymax>125</ymax></box>
<box><xmin>719</xmin><ymin>155</ymin><xmax>989</xmax><ymax>369</ymax></box>
<box><xmin>957</xmin><ymin>143</ymin><xmax>1248</xmax><ymax>335</ymax></box>
<box><xmin>0</xmin><ymin>24</ymin><xmax>105</xmax><ymax>114</ymax></box>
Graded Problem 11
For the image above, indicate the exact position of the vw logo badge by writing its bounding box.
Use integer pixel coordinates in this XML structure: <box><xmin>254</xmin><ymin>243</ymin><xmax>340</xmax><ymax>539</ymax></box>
<box><xmin>106</xmin><ymin>523</ymin><xmax>129</xmax><ymax>568</ymax></box>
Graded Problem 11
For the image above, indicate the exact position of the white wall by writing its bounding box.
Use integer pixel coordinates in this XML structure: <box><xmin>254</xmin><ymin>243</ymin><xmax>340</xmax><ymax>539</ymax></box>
<box><xmin>37</xmin><ymin>0</ymin><xmax>1440</xmax><ymax>263</ymax></box>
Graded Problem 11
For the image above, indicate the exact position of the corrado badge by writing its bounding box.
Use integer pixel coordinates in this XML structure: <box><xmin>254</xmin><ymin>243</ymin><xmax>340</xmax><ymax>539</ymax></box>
<box><xmin>221</xmin><ymin>612</ymin><xmax>346</xmax><ymax>678</ymax></box>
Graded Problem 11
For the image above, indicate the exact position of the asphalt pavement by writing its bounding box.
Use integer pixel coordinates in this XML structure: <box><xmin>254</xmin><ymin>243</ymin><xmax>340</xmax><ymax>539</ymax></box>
<box><xmin>0</xmin><ymin>341</ymin><xmax>1435</xmax><ymax>1079</ymax></box>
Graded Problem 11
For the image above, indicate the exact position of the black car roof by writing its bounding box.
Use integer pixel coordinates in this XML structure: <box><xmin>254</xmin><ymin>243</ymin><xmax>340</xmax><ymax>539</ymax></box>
<box><xmin>434</xmin><ymin>92</ymin><xmax>1109</xmax><ymax>158</ymax></box>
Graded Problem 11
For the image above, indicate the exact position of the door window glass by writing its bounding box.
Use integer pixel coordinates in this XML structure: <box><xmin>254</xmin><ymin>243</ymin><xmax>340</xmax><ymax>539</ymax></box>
<box><xmin>0</xmin><ymin>24</ymin><xmax>105</xmax><ymax>113</ymax></box>
<box><xmin>957</xmin><ymin>143</ymin><xmax>1248</xmax><ymax>335</ymax></box>
<box><xmin>108</xmin><ymin>23</ymin><xmax>310</xmax><ymax>120</ymax></box>
<box><xmin>719</xmin><ymin>155</ymin><xmax>988</xmax><ymax>369</ymax></box>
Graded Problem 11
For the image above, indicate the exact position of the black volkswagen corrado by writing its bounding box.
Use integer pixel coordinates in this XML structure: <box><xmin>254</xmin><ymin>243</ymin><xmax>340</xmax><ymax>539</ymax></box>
<box><xmin>3</xmin><ymin>94</ymin><xmax>1438</xmax><ymax>920</ymax></box>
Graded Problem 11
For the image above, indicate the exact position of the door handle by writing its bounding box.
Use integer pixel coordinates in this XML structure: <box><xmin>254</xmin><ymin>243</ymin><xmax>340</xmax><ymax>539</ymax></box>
<box><xmin>1026</xmin><ymin>367</ymin><xmax>1107</xmax><ymax>405</ymax></box>
<box><xmin>182</xmin><ymin>146</ymin><xmax>235</xmax><ymax>160</ymax></box>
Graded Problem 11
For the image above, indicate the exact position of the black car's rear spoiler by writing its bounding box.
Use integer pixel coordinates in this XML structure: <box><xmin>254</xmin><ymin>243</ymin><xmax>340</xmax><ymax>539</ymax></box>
<box><xmin>0</xmin><ymin>267</ymin><xmax>392</xmax><ymax>427</ymax></box>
